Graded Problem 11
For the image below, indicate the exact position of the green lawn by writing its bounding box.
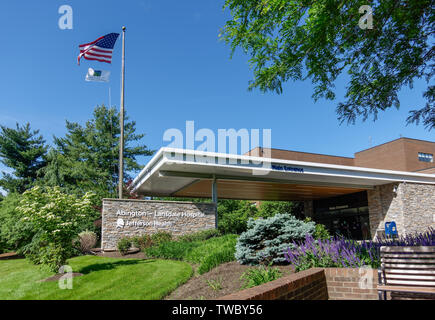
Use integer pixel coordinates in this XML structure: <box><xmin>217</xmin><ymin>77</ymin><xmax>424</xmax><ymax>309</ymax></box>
<box><xmin>0</xmin><ymin>256</ymin><xmax>192</xmax><ymax>300</ymax></box>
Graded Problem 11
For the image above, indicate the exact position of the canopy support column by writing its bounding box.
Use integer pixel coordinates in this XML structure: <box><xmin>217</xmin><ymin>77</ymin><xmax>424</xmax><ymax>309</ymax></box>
<box><xmin>212</xmin><ymin>176</ymin><xmax>218</xmax><ymax>228</ymax></box>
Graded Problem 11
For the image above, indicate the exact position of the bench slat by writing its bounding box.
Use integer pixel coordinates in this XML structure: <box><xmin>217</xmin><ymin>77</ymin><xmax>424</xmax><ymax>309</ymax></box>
<box><xmin>385</xmin><ymin>279</ymin><xmax>435</xmax><ymax>286</ymax></box>
<box><xmin>381</xmin><ymin>247</ymin><xmax>435</xmax><ymax>253</ymax></box>
<box><xmin>384</xmin><ymin>268</ymin><xmax>435</xmax><ymax>275</ymax></box>
<box><xmin>383</xmin><ymin>254</ymin><xmax>435</xmax><ymax>259</ymax></box>
<box><xmin>382</xmin><ymin>263</ymin><xmax>435</xmax><ymax>269</ymax></box>
<box><xmin>381</xmin><ymin>258</ymin><xmax>435</xmax><ymax>264</ymax></box>
<box><xmin>384</xmin><ymin>273</ymin><xmax>435</xmax><ymax>280</ymax></box>
<box><xmin>378</xmin><ymin>285</ymin><xmax>435</xmax><ymax>294</ymax></box>
<box><xmin>379</xmin><ymin>246</ymin><xmax>435</xmax><ymax>299</ymax></box>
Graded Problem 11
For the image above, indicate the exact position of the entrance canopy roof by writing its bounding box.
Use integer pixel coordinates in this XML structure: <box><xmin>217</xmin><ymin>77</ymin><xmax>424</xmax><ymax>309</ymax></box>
<box><xmin>129</xmin><ymin>148</ymin><xmax>435</xmax><ymax>201</ymax></box>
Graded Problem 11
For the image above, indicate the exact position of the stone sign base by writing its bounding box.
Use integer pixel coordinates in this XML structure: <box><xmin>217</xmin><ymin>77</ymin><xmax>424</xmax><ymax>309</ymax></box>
<box><xmin>102</xmin><ymin>198</ymin><xmax>216</xmax><ymax>251</ymax></box>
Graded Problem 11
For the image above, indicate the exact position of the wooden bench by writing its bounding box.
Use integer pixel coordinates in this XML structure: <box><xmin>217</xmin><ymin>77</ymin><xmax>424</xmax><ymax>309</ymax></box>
<box><xmin>378</xmin><ymin>246</ymin><xmax>435</xmax><ymax>300</ymax></box>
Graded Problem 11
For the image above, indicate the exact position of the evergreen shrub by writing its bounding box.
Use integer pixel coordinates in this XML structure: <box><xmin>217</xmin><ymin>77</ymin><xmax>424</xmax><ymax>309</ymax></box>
<box><xmin>235</xmin><ymin>214</ymin><xmax>315</xmax><ymax>265</ymax></box>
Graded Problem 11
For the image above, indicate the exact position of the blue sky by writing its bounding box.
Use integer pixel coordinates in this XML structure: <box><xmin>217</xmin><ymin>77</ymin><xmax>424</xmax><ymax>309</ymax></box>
<box><xmin>0</xmin><ymin>0</ymin><xmax>433</xmax><ymax>179</ymax></box>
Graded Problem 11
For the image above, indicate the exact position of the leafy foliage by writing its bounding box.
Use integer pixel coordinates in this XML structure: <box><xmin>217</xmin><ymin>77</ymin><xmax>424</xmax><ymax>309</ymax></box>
<box><xmin>221</xmin><ymin>0</ymin><xmax>435</xmax><ymax>129</ymax></box>
<box><xmin>0</xmin><ymin>193</ymin><xmax>37</xmax><ymax>253</ymax></box>
<box><xmin>206</xmin><ymin>278</ymin><xmax>223</xmax><ymax>291</ymax></box>
<box><xmin>235</xmin><ymin>214</ymin><xmax>315</xmax><ymax>265</ymax></box>
<box><xmin>151</xmin><ymin>231</ymin><xmax>173</xmax><ymax>246</ymax></box>
<box><xmin>257</xmin><ymin>201</ymin><xmax>304</xmax><ymax>219</ymax></box>
<box><xmin>145</xmin><ymin>234</ymin><xmax>238</xmax><ymax>274</ymax></box>
<box><xmin>218</xmin><ymin>199</ymin><xmax>303</xmax><ymax>234</ymax></box>
<box><xmin>176</xmin><ymin>229</ymin><xmax>221</xmax><ymax>242</ymax></box>
<box><xmin>218</xmin><ymin>200</ymin><xmax>258</xmax><ymax>234</ymax></box>
<box><xmin>16</xmin><ymin>186</ymin><xmax>98</xmax><ymax>272</ymax></box>
<box><xmin>240</xmin><ymin>265</ymin><xmax>282</xmax><ymax>289</ymax></box>
<box><xmin>304</xmin><ymin>217</ymin><xmax>331</xmax><ymax>240</ymax></box>
<box><xmin>197</xmin><ymin>243</ymin><xmax>237</xmax><ymax>274</ymax></box>
<box><xmin>0</xmin><ymin>123</ymin><xmax>47</xmax><ymax>193</ymax></box>
<box><xmin>117</xmin><ymin>237</ymin><xmax>132</xmax><ymax>255</ymax></box>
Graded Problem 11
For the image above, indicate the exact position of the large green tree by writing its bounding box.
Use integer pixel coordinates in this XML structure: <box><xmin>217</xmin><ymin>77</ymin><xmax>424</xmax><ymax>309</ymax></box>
<box><xmin>0</xmin><ymin>123</ymin><xmax>47</xmax><ymax>193</ymax></box>
<box><xmin>221</xmin><ymin>0</ymin><xmax>434</xmax><ymax>129</ymax></box>
<box><xmin>41</xmin><ymin>105</ymin><xmax>154</xmax><ymax>198</ymax></box>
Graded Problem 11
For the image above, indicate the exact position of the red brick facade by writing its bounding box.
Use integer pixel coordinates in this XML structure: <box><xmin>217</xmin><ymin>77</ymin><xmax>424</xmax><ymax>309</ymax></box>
<box><xmin>217</xmin><ymin>268</ymin><xmax>328</xmax><ymax>300</ymax></box>
<box><xmin>324</xmin><ymin>268</ymin><xmax>378</xmax><ymax>300</ymax></box>
<box><xmin>218</xmin><ymin>268</ymin><xmax>378</xmax><ymax>300</ymax></box>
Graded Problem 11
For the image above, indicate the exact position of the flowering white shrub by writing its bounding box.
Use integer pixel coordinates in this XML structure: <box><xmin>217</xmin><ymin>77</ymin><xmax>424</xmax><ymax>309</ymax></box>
<box><xmin>17</xmin><ymin>186</ymin><xmax>97</xmax><ymax>272</ymax></box>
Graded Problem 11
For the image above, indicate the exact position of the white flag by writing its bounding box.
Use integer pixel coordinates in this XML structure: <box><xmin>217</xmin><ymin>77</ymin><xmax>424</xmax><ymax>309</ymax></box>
<box><xmin>85</xmin><ymin>68</ymin><xmax>110</xmax><ymax>82</ymax></box>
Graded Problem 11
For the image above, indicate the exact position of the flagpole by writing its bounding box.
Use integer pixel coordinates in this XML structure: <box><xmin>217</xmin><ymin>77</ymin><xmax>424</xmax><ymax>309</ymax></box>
<box><xmin>118</xmin><ymin>26</ymin><xmax>126</xmax><ymax>199</ymax></box>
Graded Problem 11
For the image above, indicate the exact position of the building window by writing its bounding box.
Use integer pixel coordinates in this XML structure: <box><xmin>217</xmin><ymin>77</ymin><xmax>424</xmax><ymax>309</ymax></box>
<box><xmin>418</xmin><ymin>152</ymin><xmax>433</xmax><ymax>163</ymax></box>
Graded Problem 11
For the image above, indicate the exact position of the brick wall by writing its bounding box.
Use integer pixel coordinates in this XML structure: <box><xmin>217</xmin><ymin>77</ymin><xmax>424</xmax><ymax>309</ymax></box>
<box><xmin>324</xmin><ymin>268</ymin><xmax>378</xmax><ymax>300</ymax></box>
<box><xmin>217</xmin><ymin>268</ymin><xmax>379</xmax><ymax>300</ymax></box>
<box><xmin>217</xmin><ymin>268</ymin><xmax>328</xmax><ymax>300</ymax></box>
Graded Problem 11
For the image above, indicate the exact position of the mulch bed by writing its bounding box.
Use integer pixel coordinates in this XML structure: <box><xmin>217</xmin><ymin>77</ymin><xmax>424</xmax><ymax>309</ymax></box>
<box><xmin>165</xmin><ymin>261</ymin><xmax>295</xmax><ymax>300</ymax></box>
<box><xmin>0</xmin><ymin>252</ymin><xmax>22</xmax><ymax>260</ymax></box>
<box><xmin>94</xmin><ymin>248</ymin><xmax>147</xmax><ymax>259</ymax></box>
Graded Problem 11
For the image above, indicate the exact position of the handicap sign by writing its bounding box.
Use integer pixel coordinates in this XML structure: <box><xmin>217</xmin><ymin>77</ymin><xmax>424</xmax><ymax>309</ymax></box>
<box><xmin>385</xmin><ymin>221</ymin><xmax>398</xmax><ymax>237</ymax></box>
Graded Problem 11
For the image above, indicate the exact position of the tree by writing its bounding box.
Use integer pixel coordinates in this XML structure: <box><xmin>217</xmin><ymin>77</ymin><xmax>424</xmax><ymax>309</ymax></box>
<box><xmin>221</xmin><ymin>0</ymin><xmax>434</xmax><ymax>129</ymax></box>
<box><xmin>258</xmin><ymin>201</ymin><xmax>304</xmax><ymax>219</ymax></box>
<box><xmin>0</xmin><ymin>123</ymin><xmax>47</xmax><ymax>193</ymax></box>
<box><xmin>218</xmin><ymin>200</ymin><xmax>259</xmax><ymax>234</ymax></box>
<box><xmin>0</xmin><ymin>193</ymin><xmax>37</xmax><ymax>253</ymax></box>
<box><xmin>41</xmin><ymin>105</ymin><xmax>154</xmax><ymax>198</ymax></box>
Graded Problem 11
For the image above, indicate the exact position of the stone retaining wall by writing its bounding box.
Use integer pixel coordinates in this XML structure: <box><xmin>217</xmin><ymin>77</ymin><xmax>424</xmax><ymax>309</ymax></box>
<box><xmin>367</xmin><ymin>182</ymin><xmax>435</xmax><ymax>238</ymax></box>
<box><xmin>101</xmin><ymin>199</ymin><xmax>216</xmax><ymax>250</ymax></box>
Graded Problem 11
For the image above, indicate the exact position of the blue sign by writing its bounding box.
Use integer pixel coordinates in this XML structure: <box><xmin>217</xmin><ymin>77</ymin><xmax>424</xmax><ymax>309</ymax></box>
<box><xmin>271</xmin><ymin>164</ymin><xmax>304</xmax><ymax>173</ymax></box>
<box><xmin>385</xmin><ymin>221</ymin><xmax>398</xmax><ymax>237</ymax></box>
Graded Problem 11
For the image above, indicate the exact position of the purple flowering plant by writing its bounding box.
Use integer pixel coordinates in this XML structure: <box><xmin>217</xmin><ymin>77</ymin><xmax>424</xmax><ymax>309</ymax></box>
<box><xmin>285</xmin><ymin>227</ymin><xmax>435</xmax><ymax>272</ymax></box>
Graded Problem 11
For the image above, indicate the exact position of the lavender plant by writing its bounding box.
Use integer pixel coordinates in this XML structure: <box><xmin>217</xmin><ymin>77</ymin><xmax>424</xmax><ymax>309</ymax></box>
<box><xmin>285</xmin><ymin>227</ymin><xmax>435</xmax><ymax>272</ymax></box>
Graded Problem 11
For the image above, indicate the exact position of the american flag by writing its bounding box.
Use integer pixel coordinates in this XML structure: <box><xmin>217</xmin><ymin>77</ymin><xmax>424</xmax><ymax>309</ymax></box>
<box><xmin>78</xmin><ymin>33</ymin><xmax>120</xmax><ymax>65</ymax></box>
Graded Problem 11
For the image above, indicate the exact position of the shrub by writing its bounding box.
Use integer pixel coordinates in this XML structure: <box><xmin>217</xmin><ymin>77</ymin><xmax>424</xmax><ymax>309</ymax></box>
<box><xmin>145</xmin><ymin>234</ymin><xmax>238</xmax><ymax>273</ymax></box>
<box><xmin>304</xmin><ymin>218</ymin><xmax>331</xmax><ymax>240</ymax></box>
<box><xmin>77</xmin><ymin>230</ymin><xmax>97</xmax><ymax>254</ymax></box>
<box><xmin>177</xmin><ymin>229</ymin><xmax>221</xmax><ymax>242</ymax></box>
<box><xmin>16</xmin><ymin>186</ymin><xmax>97</xmax><ymax>272</ymax></box>
<box><xmin>145</xmin><ymin>241</ymin><xmax>196</xmax><ymax>260</ymax></box>
<box><xmin>218</xmin><ymin>200</ymin><xmax>258</xmax><ymax>234</ymax></box>
<box><xmin>197</xmin><ymin>245</ymin><xmax>236</xmax><ymax>274</ymax></box>
<box><xmin>240</xmin><ymin>266</ymin><xmax>282</xmax><ymax>289</ymax></box>
<box><xmin>117</xmin><ymin>237</ymin><xmax>132</xmax><ymax>255</ymax></box>
<box><xmin>206</xmin><ymin>278</ymin><xmax>223</xmax><ymax>291</ymax></box>
<box><xmin>235</xmin><ymin>214</ymin><xmax>315</xmax><ymax>265</ymax></box>
<box><xmin>151</xmin><ymin>231</ymin><xmax>172</xmax><ymax>246</ymax></box>
<box><xmin>131</xmin><ymin>234</ymin><xmax>153</xmax><ymax>250</ymax></box>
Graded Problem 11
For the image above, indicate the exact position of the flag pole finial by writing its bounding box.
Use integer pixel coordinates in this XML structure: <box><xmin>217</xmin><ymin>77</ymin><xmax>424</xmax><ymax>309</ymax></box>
<box><xmin>122</xmin><ymin>26</ymin><xmax>126</xmax><ymax>31</ymax></box>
